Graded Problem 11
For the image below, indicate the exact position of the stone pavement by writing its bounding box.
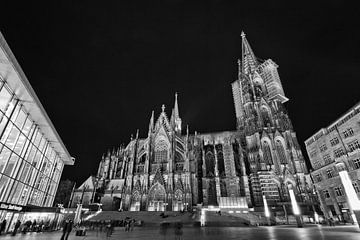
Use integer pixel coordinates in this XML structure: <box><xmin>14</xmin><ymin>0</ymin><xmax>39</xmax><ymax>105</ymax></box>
<box><xmin>0</xmin><ymin>225</ymin><xmax>359</xmax><ymax>240</ymax></box>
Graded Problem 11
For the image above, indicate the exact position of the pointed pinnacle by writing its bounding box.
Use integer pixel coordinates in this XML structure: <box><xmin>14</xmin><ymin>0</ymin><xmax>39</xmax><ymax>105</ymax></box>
<box><xmin>241</xmin><ymin>31</ymin><xmax>246</xmax><ymax>38</ymax></box>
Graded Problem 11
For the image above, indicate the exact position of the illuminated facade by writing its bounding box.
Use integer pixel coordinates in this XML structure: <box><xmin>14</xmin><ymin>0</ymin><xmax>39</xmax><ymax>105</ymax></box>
<box><xmin>0</xmin><ymin>32</ymin><xmax>73</xmax><ymax>231</ymax></box>
<box><xmin>305</xmin><ymin>102</ymin><xmax>360</xmax><ymax>222</ymax></box>
<box><xmin>72</xmin><ymin>32</ymin><xmax>313</xmax><ymax>213</ymax></box>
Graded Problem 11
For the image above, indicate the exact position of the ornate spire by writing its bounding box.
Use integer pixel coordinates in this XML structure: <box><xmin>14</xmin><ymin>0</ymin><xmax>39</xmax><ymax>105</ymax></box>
<box><xmin>174</xmin><ymin>92</ymin><xmax>179</xmax><ymax>119</ymax></box>
<box><xmin>241</xmin><ymin>31</ymin><xmax>258</xmax><ymax>75</ymax></box>
<box><xmin>171</xmin><ymin>92</ymin><xmax>182</xmax><ymax>133</ymax></box>
<box><xmin>161</xmin><ymin>104</ymin><xmax>165</xmax><ymax>113</ymax></box>
<box><xmin>148</xmin><ymin>111</ymin><xmax>154</xmax><ymax>135</ymax></box>
<box><xmin>136</xmin><ymin>129</ymin><xmax>139</xmax><ymax>139</ymax></box>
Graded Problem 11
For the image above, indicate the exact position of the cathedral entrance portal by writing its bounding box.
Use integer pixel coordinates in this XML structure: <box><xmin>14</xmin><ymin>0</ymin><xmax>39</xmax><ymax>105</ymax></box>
<box><xmin>148</xmin><ymin>183</ymin><xmax>166</xmax><ymax>211</ymax></box>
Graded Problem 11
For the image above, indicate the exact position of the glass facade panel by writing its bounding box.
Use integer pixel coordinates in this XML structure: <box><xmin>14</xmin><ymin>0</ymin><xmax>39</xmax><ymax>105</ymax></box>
<box><xmin>0</xmin><ymin>86</ymin><xmax>12</xmax><ymax>112</ymax></box>
<box><xmin>13</xmin><ymin>133</ymin><xmax>26</xmax><ymax>155</ymax></box>
<box><xmin>0</xmin><ymin>174</ymin><xmax>10</xmax><ymax>200</ymax></box>
<box><xmin>3</xmin><ymin>153</ymin><xmax>19</xmax><ymax>176</ymax></box>
<box><xmin>5</xmin><ymin>124</ymin><xmax>20</xmax><ymax>149</ymax></box>
<box><xmin>0</xmin><ymin>145</ymin><xmax>11</xmax><ymax>172</ymax></box>
<box><xmin>0</xmin><ymin>81</ymin><xmax>67</xmax><ymax>209</ymax></box>
<box><xmin>14</xmin><ymin>109</ymin><xmax>26</xmax><ymax>128</ymax></box>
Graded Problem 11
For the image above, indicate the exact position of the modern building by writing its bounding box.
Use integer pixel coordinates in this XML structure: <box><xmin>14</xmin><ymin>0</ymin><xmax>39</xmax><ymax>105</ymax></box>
<box><xmin>72</xmin><ymin>33</ymin><xmax>315</xmax><ymax>217</ymax></box>
<box><xmin>0</xmin><ymin>32</ymin><xmax>74</xmax><ymax>232</ymax></box>
<box><xmin>305</xmin><ymin>102</ymin><xmax>360</xmax><ymax>222</ymax></box>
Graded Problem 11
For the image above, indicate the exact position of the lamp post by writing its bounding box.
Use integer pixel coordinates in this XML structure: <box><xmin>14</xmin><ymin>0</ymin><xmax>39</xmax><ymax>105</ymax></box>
<box><xmin>335</xmin><ymin>161</ymin><xmax>360</xmax><ymax>227</ymax></box>
<box><xmin>288</xmin><ymin>184</ymin><xmax>303</xmax><ymax>227</ymax></box>
<box><xmin>262</xmin><ymin>193</ymin><xmax>271</xmax><ymax>226</ymax></box>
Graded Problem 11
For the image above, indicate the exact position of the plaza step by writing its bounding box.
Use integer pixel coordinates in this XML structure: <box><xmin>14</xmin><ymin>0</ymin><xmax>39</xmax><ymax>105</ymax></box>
<box><xmin>87</xmin><ymin>211</ymin><xmax>195</xmax><ymax>226</ymax></box>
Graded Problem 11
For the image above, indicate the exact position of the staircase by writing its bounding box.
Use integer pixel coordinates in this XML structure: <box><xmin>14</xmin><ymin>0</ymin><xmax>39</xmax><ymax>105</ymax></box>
<box><xmin>87</xmin><ymin>211</ymin><xmax>195</xmax><ymax>226</ymax></box>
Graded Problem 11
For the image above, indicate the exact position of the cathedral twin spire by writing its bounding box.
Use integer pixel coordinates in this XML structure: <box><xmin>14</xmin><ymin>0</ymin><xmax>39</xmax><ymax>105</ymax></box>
<box><xmin>240</xmin><ymin>31</ymin><xmax>258</xmax><ymax>75</ymax></box>
<box><xmin>148</xmin><ymin>93</ymin><xmax>182</xmax><ymax>136</ymax></box>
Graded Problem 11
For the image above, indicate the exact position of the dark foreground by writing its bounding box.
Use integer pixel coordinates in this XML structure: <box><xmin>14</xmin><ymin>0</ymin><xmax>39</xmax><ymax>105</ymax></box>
<box><xmin>0</xmin><ymin>225</ymin><xmax>359</xmax><ymax>240</ymax></box>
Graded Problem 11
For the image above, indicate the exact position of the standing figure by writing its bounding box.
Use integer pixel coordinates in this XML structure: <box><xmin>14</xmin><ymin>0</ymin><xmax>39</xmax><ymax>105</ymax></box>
<box><xmin>130</xmin><ymin>219</ymin><xmax>135</xmax><ymax>231</ymax></box>
<box><xmin>65</xmin><ymin>220</ymin><xmax>73</xmax><ymax>240</ymax></box>
<box><xmin>12</xmin><ymin>220</ymin><xmax>21</xmax><ymax>236</ymax></box>
<box><xmin>0</xmin><ymin>219</ymin><xmax>7</xmax><ymax>235</ymax></box>
<box><xmin>174</xmin><ymin>222</ymin><xmax>183</xmax><ymax>240</ymax></box>
<box><xmin>60</xmin><ymin>220</ymin><xmax>69</xmax><ymax>240</ymax></box>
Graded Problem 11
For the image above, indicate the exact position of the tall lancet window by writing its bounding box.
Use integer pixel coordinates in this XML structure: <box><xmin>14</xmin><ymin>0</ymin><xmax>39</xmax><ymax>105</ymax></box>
<box><xmin>263</xmin><ymin>141</ymin><xmax>273</xmax><ymax>165</ymax></box>
<box><xmin>261</xmin><ymin>107</ymin><xmax>271</xmax><ymax>127</ymax></box>
<box><xmin>275</xmin><ymin>140</ymin><xmax>287</xmax><ymax>164</ymax></box>
<box><xmin>154</xmin><ymin>140</ymin><xmax>168</xmax><ymax>163</ymax></box>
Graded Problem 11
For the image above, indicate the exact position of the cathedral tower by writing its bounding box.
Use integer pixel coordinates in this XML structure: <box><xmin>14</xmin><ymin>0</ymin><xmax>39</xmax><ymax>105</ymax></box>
<box><xmin>231</xmin><ymin>32</ymin><xmax>308</xmax><ymax>207</ymax></box>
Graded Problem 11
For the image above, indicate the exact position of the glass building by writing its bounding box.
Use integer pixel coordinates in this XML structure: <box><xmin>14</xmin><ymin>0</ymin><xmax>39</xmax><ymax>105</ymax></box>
<box><xmin>0</xmin><ymin>32</ymin><xmax>74</xmax><ymax>232</ymax></box>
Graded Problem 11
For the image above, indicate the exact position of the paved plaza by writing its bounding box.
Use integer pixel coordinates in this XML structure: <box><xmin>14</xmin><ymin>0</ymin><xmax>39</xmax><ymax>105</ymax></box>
<box><xmin>0</xmin><ymin>225</ymin><xmax>359</xmax><ymax>240</ymax></box>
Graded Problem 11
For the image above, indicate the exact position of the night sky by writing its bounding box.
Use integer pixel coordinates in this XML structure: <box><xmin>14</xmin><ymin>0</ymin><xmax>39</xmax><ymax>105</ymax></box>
<box><xmin>1</xmin><ymin>1</ymin><xmax>360</xmax><ymax>184</ymax></box>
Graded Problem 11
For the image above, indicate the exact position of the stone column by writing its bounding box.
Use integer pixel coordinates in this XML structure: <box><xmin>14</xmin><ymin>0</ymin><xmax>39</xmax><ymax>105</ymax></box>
<box><xmin>213</xmin><ymin>141</ymin><xmax>221</xmax><ymax>202</ymax></box>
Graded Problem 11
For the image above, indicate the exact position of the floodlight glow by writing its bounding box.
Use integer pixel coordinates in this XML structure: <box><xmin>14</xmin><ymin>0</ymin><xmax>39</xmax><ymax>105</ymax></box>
<box><xmin>339</xmin><ymin>170</ymin><xmax>360</xmax><ymax>210</ymax></box>
<box><xmin>262</xmin><ymin>194</ymin><xmax>270</xmax><ymax>217</ymax></box>
<box><xmin>289</xmin><ymin>189</ymin><xmax>300</xmax><ymax>215</ymax></box>
<box><xmin>314</xmin><ymin>212</ymin><xmax>319</xmax><ymax>223</ymax></box>
<box><xmin>200</xmin><ymin>209</ymin><xmax>206</xmax><ymax>226</ymax></box>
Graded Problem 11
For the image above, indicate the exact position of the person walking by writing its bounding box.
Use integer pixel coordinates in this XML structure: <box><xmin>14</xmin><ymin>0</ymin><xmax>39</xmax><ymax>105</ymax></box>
<box><xmin>12</xmin><ymin>220</ymin><xmax>21</xmax><ymax>236</ymax></box>
<box><xmin>174</xmin><ymin>222</ymin><xmax>183</xmax><ymax>240</ymax></box>
<box><xmin>130</xmin><ymin>219</ymin><xmax>135</xmax><ymax>231</ymax></box>
<box><xmin>0</xmin><ymin>219</ymin><xmax>6</xmax><ymax>235</ymax></box>
<box><xmin>60</xmin><ymin>220</ymin><xmax>69</xmax><ymax>240</ymax></box>
<box><xmin>65</xmin><ymin>220</ymin><xmax>73</xmax><ymax>240</ymax></box>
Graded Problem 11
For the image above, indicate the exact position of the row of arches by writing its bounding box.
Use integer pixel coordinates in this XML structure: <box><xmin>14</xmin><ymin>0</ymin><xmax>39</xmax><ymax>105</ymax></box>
<box><xmin>261</xmin><ymin>138</ymin><xmax>288</xmax><ymax>167</ymax></box>
<box><xmin>129</xmin><ymin>183</ymin><xmax>188</xmax><ymax>211</ymax></box>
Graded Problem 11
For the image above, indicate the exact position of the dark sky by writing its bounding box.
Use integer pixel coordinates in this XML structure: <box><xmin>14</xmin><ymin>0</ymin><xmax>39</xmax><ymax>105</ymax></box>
<box><xmin>1</xmin><ymin>1</ymin><xmax>360</xmax><ymax>184</ymax></box>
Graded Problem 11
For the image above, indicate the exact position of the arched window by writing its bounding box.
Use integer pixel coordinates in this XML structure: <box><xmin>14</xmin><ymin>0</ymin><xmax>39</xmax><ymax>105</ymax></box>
<box><xmin>154</xmin><ymin>140</ymin><xmax>168</xmax><ymax>163</ymax></box>
<box><xmin>205</xmin><ymin>150</ymin><xmax>215</xmax><ymax>177</ymax></box>
<box><xmin>261</xmin><ymin>107</ymin><xmax>271</xmax><ymax>127</ymax></box>
<box><xmin>275</xmin><ymin>140</ymin><xmax>287</xmax><ymax>164</ymax></box>
<box><xmin>262</xmin><ymin>141</ymin><xmax>273</xmax><ymax>165</ymax></box>
<box><xmin>216</xmin><ymin>144</ymin><xmax>225</xmax><ymax>177</ymax></box>
<box><xmin>175</xmin><ymin>152</ymin><xmax>184</xmax><ymax>162</ymax></box>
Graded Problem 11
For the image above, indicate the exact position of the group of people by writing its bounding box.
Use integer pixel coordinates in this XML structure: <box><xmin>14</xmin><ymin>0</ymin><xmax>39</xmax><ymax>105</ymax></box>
<box><xmin>160</xmin><ymin>222</ymin><xmax>183</xmax><ymax>240</ymax></box>
<box><xmin>123</xmin><ymin>218</ymin><xmax>136</xmax><ymax>232</ymax></box>
<box><xmin>60</xmin><ymin>219</ymin><xmax>73</xmax><ymax>240</ymax></box>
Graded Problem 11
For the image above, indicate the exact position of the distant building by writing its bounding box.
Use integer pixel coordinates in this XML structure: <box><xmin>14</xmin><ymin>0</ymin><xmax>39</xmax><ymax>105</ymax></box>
<box><xmin>305</xmin><ymin>102</ymin><xmax>360</xmax><ymax>222</ymax></box>
<box><xmin>72</xmin><ymin>33</ymin><xmax>314</xmax><ymax>216</ymax></box>
<box><xmin>0</xmin><ymin>32</ymin><xmax>74</xmax><ymax>232</ymax></box>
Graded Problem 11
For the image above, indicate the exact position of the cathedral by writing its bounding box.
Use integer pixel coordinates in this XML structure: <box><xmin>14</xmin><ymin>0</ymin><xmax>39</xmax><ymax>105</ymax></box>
<box><xmin>71</xmin><ymin>33</ymin><xmax>315</xmax><ymax>213</ymax></box>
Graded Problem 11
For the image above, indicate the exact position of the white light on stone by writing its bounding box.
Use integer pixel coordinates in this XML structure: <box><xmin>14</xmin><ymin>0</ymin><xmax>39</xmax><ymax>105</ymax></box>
<box><xmin>339</xmin><ymin>170</ymin><xmax>360</xmax><ymax>211</ymax></box>
<box><xmin>262</xmin><ymin>194</ymin><xmax>270</xmax><ymax>217</ymax></box>
<box><xmin>289</xmin><ymin>189</ymin><xmax>300</xmax><ymax>215</ymax></box>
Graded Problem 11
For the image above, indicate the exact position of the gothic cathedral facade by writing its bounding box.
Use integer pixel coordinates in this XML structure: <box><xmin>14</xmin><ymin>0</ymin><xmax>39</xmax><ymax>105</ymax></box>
<box><xmin>72</xmin><ymin>33</ymin><xmax>313</xmax><ymax>212</ymax></box>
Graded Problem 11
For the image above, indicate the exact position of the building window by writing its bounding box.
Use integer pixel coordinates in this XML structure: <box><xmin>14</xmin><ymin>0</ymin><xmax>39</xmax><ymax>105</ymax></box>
<box><xmin>315</xmin><ymin>174</ymin><xmax>322</xmax><ymax>182</ymax></box>
<box><xmin>353</xmin><ymin>182</ymin><xmax>360</xmax><ymax>193</ymax></box>
<box><xmin>275</xmin><ymin>140</ymin><xmax>287</xmax><ymax>164</ymax></box>
<box><xmin>310</xmin><ymin>150</ymin><xmax>317</xmax><ymax>158</ymax></box>
<box><xmin>343</xmin><ymin>128</ymin><xmax>354</xmax><ymax>138</ymax></box>
<box><xmin>334</xmin><ymin>148</ymin><xmax>345</xmax><ymax>158</ymax></box>
<box><xmin>323</xmin><ymin>190</ymin><xmax>330</xmax><ymax>198</ymax></box>
<box><xmin>353</xmin><ymin>159</ymin><xmax>360</xmax><ymax>169</ymax></box>
<box><xmin>154</xmin><ymin>140</ymin><xmax>168</xmax><ymax>163</ymax></box>
<box><xmin>319</xmin><ymin>144</ymin><xmax>327</xmax><ymax>152</ymax></box>
<box><xmin>334</xmin><ymin>187</ymin><xmax>344</xmax><ymax>196</ymax></box>
<box><xmin>323</xmin><ymin>154</ymin><xmax>332</xmax><ymax>165</ymax></box>
<box><xmin>348</xmin><ymin>139</ymin><xmax>360</xmax><ymax>152</ymax></box>
<box><xmin>330</xmin><ymin>137</ymin><xmax>340</xmax><ymax>146</ymax></box>
<box><xmin>262</xmin><ymin>141</ymin><xmax>273</xmax><ymax>165</ymax></box>
<box><xmin>312</xmin><ymin>160</ymin><xmax>321</xmax><ymax>169</ymax></box>
<box><xmin>326</xmin><ymin>169</ymin><xmax>334</xmax><ymax>178</ymax></box>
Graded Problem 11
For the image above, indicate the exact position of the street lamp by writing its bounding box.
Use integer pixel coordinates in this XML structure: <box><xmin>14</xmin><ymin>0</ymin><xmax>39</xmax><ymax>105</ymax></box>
<box><xmin>335</xmin><ymin>161</ymin><xmax>360</xmax><ymax>227</ymax></box>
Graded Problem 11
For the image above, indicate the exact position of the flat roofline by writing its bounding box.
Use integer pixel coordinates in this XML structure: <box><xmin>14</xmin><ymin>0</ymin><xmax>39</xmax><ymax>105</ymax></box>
<box><xmin>0</xmin><ymin>32</ymin><xmax>74</xmax><ymax>165</ymax></box>
<box><xmin>306</xmin><ymin>101</ymin><xmax>360</xmax><ymax>144</ymax></box>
